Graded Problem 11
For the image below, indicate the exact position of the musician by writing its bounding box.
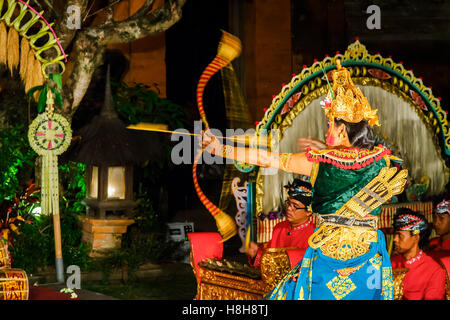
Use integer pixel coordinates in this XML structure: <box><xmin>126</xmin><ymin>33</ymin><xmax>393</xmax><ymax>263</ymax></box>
<box><xmin>247</xmin><ymin>178</ymin><xmax>315</xmax><ymax>268</ymax></box>
<box><xmin>429</xmin><ymin>199</ymin><xmax>450</xmax><ymax>252</ymax></box>
<box><xmin>391</xmin><ymin>208</ymin><xmax>446</xmax><ymax>300</ymax></box>
<box><xmin>427</xmin><ymin>199</ymin><xmax>450</xmax><ymax>290</ymax></box>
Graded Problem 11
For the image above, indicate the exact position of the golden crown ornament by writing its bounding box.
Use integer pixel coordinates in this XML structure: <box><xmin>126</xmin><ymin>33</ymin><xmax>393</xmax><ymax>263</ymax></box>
<box><xmin>324</xmin><ymin>59</ymin><xmax>380</xmax><ymax>127</ymax></box>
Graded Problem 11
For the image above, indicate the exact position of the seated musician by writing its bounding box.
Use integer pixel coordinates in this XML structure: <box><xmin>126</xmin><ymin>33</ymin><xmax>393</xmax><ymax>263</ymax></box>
<box><xmin>428</xmin><ymin>199</ymin><xmax>450</xmax><ymax>255</ymax></box>
<box><xmin>391</xmin><ymin>208</ymin><xmax>446</xmax><ymax>300</ymax></box>
<box><xmin>247</xmin><ymin>178</ymin><xmax>315</xmax><ymax>268</ymax></box>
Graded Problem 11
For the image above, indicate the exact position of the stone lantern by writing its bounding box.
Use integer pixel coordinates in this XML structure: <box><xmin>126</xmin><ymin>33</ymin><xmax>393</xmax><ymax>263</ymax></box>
<box><xmin>67</xmin><ymin>66</ymin><xmax>149</xmax><ymax>256</ymax></box>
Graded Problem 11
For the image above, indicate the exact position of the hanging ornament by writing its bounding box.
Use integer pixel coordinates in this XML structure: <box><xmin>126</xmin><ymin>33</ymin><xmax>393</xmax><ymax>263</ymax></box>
<box><xmin>28</xmin><ymin>88</ymin><xmax>71</xmax><ymax>284</ymax></box>
<box><xmin>28</xmin><ymin>89</ymin><xmax>72</xmax><ymax>216</ymax></box>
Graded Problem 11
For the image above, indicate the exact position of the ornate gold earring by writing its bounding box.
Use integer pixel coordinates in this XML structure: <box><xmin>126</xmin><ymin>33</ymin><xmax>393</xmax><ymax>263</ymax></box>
<box><xmin>339</xmin><ymin>133</ymin><xmax>344</xmax><ymax>140</ymax></box>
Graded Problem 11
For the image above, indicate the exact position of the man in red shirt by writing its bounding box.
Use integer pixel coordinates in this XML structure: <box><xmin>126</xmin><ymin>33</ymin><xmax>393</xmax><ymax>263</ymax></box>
<box><xmin>429</xmin><ymin>199</ymin><xmax>450</xmax><ymax>253</ymax></box>
<box><xmin>391</xmin><ymin>208</ymin><xmax>446</xmax><ymax>300</ymax></box>
<box><xmin>247</xmin><ymin>178</ymin><xmax>315</xmax><ymax>268</ymax></box>
<box><xmin>427</xmin><ymin>199</ymin><xmax>450</xmax><ymax>298</ymax></box>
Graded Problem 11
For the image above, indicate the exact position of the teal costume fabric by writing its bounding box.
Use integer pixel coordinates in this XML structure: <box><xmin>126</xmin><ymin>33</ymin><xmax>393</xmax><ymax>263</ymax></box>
<box><xmin>264</xmin><ymin>230</ymin><xmax>393</xmax><ymax>300</ymax></box>
<box><xmin>311</xmin><ymin>158</ymin><xmax>387</xmax><ymax>216</ymax></box>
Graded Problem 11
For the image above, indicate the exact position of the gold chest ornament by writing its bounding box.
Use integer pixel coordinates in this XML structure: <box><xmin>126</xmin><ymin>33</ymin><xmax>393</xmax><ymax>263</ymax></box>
<box><xmin>309</xmin><ymin>165</ymin><xmax>408</xmax><ymax>260</ymax></box>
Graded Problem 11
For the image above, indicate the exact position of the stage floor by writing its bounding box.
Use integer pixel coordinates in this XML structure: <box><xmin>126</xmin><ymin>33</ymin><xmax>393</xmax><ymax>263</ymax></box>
<box><xmin>29</xmin><ymin>284</ymin><xmax>118</xmax><ymax>300</ymax></box>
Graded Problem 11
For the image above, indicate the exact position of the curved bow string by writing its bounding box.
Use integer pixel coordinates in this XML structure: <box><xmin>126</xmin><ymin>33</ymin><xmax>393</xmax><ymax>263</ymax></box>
<box><xmin>193</xmin><ymin>30</ymin><xmax>242</xmax><ymax>242</ymax></box>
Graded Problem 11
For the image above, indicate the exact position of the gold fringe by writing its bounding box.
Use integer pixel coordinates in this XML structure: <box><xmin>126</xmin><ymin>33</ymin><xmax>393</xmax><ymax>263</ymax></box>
<box><xmin>25</xmin><ymin>50</ymin><xmax>35</xmax><ymax>94</ymax></box>
<box><xmin>7</xmin><ymin>28</ymin><xmax>19</xmax><ymax>76</ymax></box>
<box><xmin>32</xmin><ymin>59</ymin><xmax>44</xmax><ymax>101</ymax></box>
<box><xmin>20</xmin><ymin>37</ymin><xmax>30</xmax><ymax>82</ymax></box>
<box><xmin>34</xmin><ymin>58</ymin><xmax>44</xmax><ymax>86</ymax></box>
<box><xmin>0</xmin><ymin>23</ymin><xmax>7</xmax><ymax>66</ymax></box>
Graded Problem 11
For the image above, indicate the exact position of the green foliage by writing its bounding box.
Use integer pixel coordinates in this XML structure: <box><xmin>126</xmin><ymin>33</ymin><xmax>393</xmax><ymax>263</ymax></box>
<box><xmin>58</xmin><ymin>161</ymin><xmax>91</xmax><ymax>270</ymax></box>
<box><xmin>10</xmin><ymin>210</ymin><xmax>92</xmax><ymax>274</ymax></box>
<box><xmin>59</xmin><ymin>161</ymin><xmax>86</xmax><ymax>215</ymax></box>
<box><xmin>0</xmin><ymin>125</ymin><xmax>37</xmax><ymax>201</ymax></box>
<box><xmin>113</xmin><ymin>81</ymin><xmax>187</xmax><ymax>130</ymax></box>
<box><xmin>9</xmin><ymin>216</ymin><xmax>52</xmax><ymax>273</ymax></box>
<box><xmin>0</xmin><ymin>181</ymin><xmax>39</xmax><ymax>244</ymax></box>
<box><xmin>10</xmin><ymin>161</ymin><xmax>91</xmax><ymax>273</ymax></box>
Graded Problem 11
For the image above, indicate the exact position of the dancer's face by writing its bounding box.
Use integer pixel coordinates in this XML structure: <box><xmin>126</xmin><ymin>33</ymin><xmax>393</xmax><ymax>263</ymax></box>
<box><xmin>325</xmin><ymin>120</ymin><xmax>347</xmax><ymax>147</ymax></box>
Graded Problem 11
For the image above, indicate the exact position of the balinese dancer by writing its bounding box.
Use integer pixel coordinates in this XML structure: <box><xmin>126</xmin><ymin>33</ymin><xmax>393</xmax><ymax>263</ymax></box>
<box><xmin>391</xmin><ymin>208</ymin><xmax>446</xmax><ymax>300</ymax></box>
<box><xmin>247</xmin><ymin>178</ymin><xmax>315</xmax><ymax>268</ymax></box>
<box><xmin>201</xmin><ymin>59</ymin><xmax>407</xmax><ymax>300</ymax></box>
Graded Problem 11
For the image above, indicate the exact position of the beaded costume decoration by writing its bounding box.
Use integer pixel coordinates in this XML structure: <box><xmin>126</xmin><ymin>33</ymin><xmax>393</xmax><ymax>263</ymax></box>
<box><xmin>306</xmin><ymin>145</ymin><xmax>390</xmax><ymax>170</ymax></box>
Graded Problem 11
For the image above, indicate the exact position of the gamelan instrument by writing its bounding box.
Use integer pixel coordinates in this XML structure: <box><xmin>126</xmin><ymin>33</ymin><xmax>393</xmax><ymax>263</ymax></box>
<box><xmin>0</xmin><ymin>269</ymin><xmax>29</xmax><ymax>300</ymax></box>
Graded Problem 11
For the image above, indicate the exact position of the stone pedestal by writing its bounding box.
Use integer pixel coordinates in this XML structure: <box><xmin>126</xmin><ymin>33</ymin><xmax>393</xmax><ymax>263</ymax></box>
<box><xmin>81</xmin><ymin>217</ymin><xmax>135</xmax><ymax>257</ymax></box>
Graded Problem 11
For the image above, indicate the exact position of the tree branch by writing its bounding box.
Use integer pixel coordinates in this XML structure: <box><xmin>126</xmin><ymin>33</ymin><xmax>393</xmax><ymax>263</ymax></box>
<box><xmin>54</xmin><ymin>0</ymin><xmax>89</xmax><ymax>50</ymax></box>
<box><xmin>84</xmin><ymin>0</ymin><xmax>186</xmax><ymax>45</ymax></box>
<box><xmin>62</xmin><ymin>36</ymin><xmax>106</xmax><ymax>118</ymax></box>
<box><xmin>61</xmin><ymin>0</ymin><xmax>187</xmax><ymax>119</ymax></box>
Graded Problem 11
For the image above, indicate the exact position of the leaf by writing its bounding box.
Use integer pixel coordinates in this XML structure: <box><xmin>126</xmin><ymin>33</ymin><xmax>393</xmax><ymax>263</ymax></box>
<box><xmin>27</xmin><ymin>85</ymin><xmax>44</xmax><ymax>98</ymax></box>
<box><xmin>49</xmin><ymin>73</ymin><xmax>63</xmax><ymax>90</ymax></box>
<box><xmin>37</xmin><ymin>86</ymin><xmax>48</xmax><ymax>114</ymax></box>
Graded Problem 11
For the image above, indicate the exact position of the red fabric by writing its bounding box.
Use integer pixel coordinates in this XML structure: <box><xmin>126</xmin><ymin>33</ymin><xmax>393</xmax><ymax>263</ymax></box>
<box><xmin>29</xmin><ymin>286</ymin><xmax>82</xmax><ymax>300</ymax></box>
<box><xmin>440</xmin><ymin>256</ymin><xmax>450</xmax><ymax>274</ymax></box>
<box><xmin>187</xmin><ymin>232</ymin><xmax>223</xmax><ymax>299</ymax></box>
<box><xmin>429</xmin><ymin>237</ymin><xmax>450</xmax><ymax>251</ymax></box>
<box><xmin>187</xmin><ymin>232</ymin><xmax>223</xmax><ymax>277</ymax></box>
<box><xmin>391</xmin><ymin>251</ymin><xmax>446</xmax><ymax>300</ymax></box>
<box><xmin>249</xmin><ymin>220</ymin><xmax>315</xmax><ymax>268</ymax></box>
<box><xmin>427</xmin><ymin>237</ymin><xmax>450</xmax><ymax>263</ymax></box>
<box><xmin>286</xmin><ymin>248</ymin><xmax>307</xmax><ymax>268</ymax></box>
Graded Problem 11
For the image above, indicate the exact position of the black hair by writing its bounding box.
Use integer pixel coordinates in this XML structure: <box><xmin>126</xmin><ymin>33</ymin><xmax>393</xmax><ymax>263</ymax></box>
<box><xmin>393</xmin><ymin>208</ymin><xmax>431</xmax><ymax>250</ymax></box>
<box><xmin>334</xmin><ymin>118</ymin><xmax>376</xmax><ymax>150</ymax></box>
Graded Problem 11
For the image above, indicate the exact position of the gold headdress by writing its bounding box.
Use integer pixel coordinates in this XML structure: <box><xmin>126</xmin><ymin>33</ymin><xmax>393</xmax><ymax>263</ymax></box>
<box><xmin>324</xmin><ymin>59</ymin><xmax>380</xmax><ymax>126</ymax></box>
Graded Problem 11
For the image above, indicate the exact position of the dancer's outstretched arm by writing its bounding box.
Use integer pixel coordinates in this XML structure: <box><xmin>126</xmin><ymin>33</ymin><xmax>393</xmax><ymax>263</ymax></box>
<box><xmin>201</xmin><ymin>130</ymin><xmax>313</xmax><ymax>177</ymax></box>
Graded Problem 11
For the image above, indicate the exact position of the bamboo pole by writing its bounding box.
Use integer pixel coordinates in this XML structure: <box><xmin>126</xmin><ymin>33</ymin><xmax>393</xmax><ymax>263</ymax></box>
<box><xmin>52</xmin><ymin>212</ymin><xmax>64</xmax><ymax>283</ymax></box>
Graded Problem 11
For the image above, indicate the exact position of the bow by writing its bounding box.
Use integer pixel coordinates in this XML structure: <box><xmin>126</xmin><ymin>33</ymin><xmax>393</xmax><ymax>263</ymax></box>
<box><xmin>193</xmin><ymin>30</ymin><xmax>241</xmax><ymax>242</ymax></box>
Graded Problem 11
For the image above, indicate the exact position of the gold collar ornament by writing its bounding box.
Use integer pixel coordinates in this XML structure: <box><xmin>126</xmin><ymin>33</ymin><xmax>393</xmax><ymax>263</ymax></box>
<box><xmin>323</xmin><ymin>59</ymin><xmax>380</xmax><ymax>127</ymax></box>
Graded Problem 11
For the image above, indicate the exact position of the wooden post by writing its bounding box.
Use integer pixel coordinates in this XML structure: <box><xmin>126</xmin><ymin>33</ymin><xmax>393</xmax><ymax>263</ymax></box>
<box><xmin>53</xmin><ymin>212</ymin><xmax>64</xmax><ymax>283</ymax></box>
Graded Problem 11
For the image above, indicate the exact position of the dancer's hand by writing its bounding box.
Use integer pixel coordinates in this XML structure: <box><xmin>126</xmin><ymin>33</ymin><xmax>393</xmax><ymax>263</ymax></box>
<box><xmin>201</xmin><ymin>129</ymin><xmax>221</xmax><ymax>151</ymax></box>
<box><xmin>297</xmin><ymin>136</ymin><xmax>327</xmax><ymax>152</ymax></box>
